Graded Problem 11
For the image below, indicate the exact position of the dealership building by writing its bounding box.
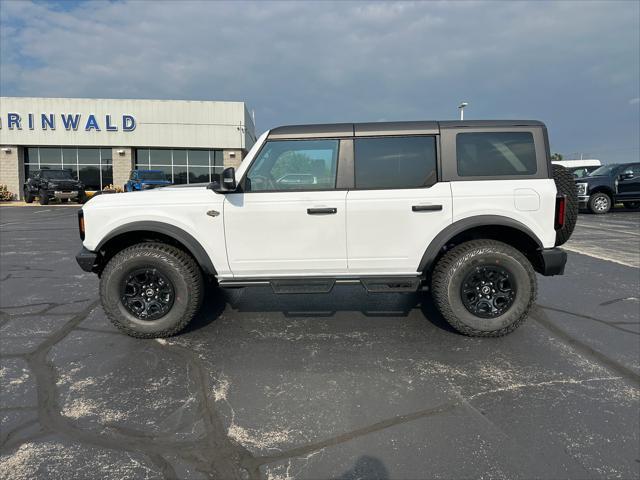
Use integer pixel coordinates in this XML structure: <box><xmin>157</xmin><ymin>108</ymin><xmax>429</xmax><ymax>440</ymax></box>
<box><xmin>0</xmin><ymin>97</ymin><xmax>256</xmax><ymax>200</ymax></box>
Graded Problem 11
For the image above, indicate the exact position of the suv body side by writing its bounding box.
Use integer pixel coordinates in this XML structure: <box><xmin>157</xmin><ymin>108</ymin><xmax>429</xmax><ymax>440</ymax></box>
<box><xmin>81</xmin><ymin>122</ymin><xmax>557</xmax><ymax>280</ymax></box>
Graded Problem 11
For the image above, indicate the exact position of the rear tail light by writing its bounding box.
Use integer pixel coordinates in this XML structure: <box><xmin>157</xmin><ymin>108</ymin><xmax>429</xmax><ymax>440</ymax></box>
<box><xmin>555</xmin><ymin>195</ymin><xmax>566</xmax><ymax>230</ymax></box>
<box><xmin>78</xmin><ymin>209</ymin><xmax>85</xmax><ymax>240</ymax></box>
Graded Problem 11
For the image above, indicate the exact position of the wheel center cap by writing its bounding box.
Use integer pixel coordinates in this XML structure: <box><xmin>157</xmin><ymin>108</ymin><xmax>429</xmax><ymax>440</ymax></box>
<box><xmin>481</xmin><ymin>286</ymin><xmax>491</xmax><ymax>295</ymax></box>
<box><xmin>145</xmin><ymin>288</ymin><xmax>155</xmax><ymax>297</ymax></box>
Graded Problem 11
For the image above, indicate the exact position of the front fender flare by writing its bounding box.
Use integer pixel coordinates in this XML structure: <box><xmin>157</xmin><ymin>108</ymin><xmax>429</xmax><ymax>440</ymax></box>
<box><xmin>96</xmin><ymin>221</ymin><xmax>217</xmax><ymax>275</ymax></box>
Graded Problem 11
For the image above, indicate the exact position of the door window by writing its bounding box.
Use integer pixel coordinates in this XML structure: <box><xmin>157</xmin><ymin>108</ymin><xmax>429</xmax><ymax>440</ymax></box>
<box><xmin>245</xmin><ymin>139</ymin><xmax>339</xmax><ymax>192</ymax></box>
<box><xmin>354</xmin><ymin>136</ymin><xmax>437</xmax><ymax>189</ymax></box>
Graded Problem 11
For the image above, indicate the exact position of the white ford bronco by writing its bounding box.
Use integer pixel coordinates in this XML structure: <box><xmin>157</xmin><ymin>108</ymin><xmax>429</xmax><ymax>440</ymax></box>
<box><xmin>76</xmin><ymin>120</ymin><xmax>577</xmax><ymax>338</ymax></box>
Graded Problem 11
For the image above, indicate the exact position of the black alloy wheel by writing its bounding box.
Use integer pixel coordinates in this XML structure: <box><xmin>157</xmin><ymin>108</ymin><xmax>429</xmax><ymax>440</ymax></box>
<box><xmin>460</xmin><ymin>265</ymin><xmax>517</xmax><ymax>318</ymax></box>
<box><xmin>120</xmin><ymin>268</ymin><xmax>175</xmax><ymax>320</ymax></box>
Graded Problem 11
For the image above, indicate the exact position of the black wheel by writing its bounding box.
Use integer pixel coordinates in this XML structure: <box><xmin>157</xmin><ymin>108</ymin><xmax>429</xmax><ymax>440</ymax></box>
<box><xmin>431</xmin><ymin>239</ymin><xmax>537</xmax><ymax>337</ymax></box>
<box><xmin>77</xmin><ymin>191</ymin><xmax>87</xmax><ymax>204</ymax></box>
<box><xmin>24</xmin><ymin>188</ymin><xmax>34</xmax><ymax>204</ymax></box>
<box><xmin>38</xmin><ymin>190</ymin><xmax>49</xmax><ymax>205</ymax></box>
<box><xmin>623</xmin><ymin>202</ymin><xmax>639</xmax><ymax>210</ymax></box>
<box><xmin>588</xmin><ymin>192</ymin><xmax>611</xmax><ymax>214</ymax></box>
<box><xmin>551</xmin><ymin>164</ymin><xmax>578</xmax><ymax>246</ymax></box>
<box><xmin>100</xmin><ymin>243</ymin><xmax>203</xmax><ymax>338</ymax></box>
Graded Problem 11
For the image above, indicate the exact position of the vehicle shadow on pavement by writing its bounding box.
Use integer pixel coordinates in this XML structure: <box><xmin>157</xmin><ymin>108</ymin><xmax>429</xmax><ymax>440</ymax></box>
<box><xmin>184</xmin><ymin>283</ymin><xmax>458</xmax><ymax>335</ymax></box>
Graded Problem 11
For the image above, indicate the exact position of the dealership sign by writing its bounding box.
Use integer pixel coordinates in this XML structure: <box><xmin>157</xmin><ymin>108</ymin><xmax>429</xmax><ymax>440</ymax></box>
<box><xmin>0</xmin><ymin>112</ymin><xmax>136</xmax><ymax>132</ymax></box>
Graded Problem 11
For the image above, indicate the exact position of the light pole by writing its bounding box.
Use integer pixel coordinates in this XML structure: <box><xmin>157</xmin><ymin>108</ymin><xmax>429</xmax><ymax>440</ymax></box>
<box><xmin>458</xmin><ymin>102</ymin><xmax>468</xmax><ymax>120</ymax></box>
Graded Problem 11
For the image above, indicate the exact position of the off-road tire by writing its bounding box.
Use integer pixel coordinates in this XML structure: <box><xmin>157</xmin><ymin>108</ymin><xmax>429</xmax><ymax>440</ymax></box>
<box><xmin>431</xmin><ymin>239</ymin><xmax>537</xmax><ymax>337</ymax></box>
<box><xmin>24</xmin><ymin>188</ymin><xmax>34</xmax><ymax>204</ymax></box>
<box><xmin>588</xmin><ymin>192</ymin><xmax>611</xmax><ymax>214</ymax></box>
<box><xmin>551</xmin><ymin>164</ymin><xmax>578</xmax><ymax>246</ymax></box>
<box><xmin>77</xmin><ymin>191</ymin><xmax>87</xmax><ymax>204</ymax></box>
<box><xmin>623</xmin><ymin>202</ymin><xmax>639</xmax><ymax>210</ymax></box>
<box><xmin>100</xmin><ymin>242</ymin><xmax>203</xmax><ymax>338</ymax></box>
<box><xmin>38</xmin><ymin>190</ymin><xmax>49</xmax><ymax>205</ymax></box>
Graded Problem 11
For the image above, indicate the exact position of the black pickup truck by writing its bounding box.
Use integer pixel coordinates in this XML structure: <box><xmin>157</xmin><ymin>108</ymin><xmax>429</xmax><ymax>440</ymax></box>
<box><xmin>24</xmin><ymin>169</ymin><xmax>86</xmax><ymax>205</ymax></box>
<box><xmin>576</xmin><ymin>163</ymin><xmax>640</xmax><ymax>214</ymax></box>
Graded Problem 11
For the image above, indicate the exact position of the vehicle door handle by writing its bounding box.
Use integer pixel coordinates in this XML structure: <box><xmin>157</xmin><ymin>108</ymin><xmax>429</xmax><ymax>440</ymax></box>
<box><xmin>412</xmin><ymin>204</ymin><xmax>443</xmax><ymax>212</ymax></box>
<box><xmin>307</xmin><ymin>207</ymin><xmax>337</xmax><ymax>215</ymax></box>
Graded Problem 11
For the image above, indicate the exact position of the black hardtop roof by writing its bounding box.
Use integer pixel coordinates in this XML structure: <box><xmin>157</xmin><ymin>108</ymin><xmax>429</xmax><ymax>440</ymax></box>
<box><xmin>268</xmin><ymin>120</ymin><xmax>545</xmax><ymax>139</ymax></box>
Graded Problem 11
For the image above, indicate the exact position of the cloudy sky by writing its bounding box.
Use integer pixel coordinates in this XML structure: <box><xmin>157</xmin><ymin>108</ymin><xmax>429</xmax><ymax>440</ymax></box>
<box><xmin>1</xmin><ymin>0</ymin><xmax>638</xmax><ymax>162</ymax></box>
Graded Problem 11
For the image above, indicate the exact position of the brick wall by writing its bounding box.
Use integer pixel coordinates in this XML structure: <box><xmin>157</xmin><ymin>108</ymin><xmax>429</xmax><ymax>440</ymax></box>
<box><xmin>223</xmin><ymin>149</ymin><xmax>244</xmax><ymax>169</ymax></box>
<box><xmin>112</xmin><ymin>147</ymin><xmax>134</xmax><ymax>190</ymax></box>
<box><xmin>0</xmin><ymin>146</ymin><xmax>24</xmax><ymax>200</ymax></box>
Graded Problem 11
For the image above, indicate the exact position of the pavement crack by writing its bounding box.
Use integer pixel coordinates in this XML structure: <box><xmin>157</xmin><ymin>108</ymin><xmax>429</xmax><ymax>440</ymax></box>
<box><xmin>532</xmin><ymin>306</ymin><xmax>640</xmax><ymax>386</ymax></box>
<box><xmin>538</xmin><ymin>304</ymin><xmax>640</xmax><ymax>335</ymax></box>
<box><xmin>246</xmin><ymin>401</ymin><xmax>460</xmax><ymax>469</ymax></box>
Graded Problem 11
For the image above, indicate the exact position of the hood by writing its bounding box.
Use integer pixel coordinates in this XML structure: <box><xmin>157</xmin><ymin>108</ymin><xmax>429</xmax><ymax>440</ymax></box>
<box><xmin>86</xmin><ymin>183</ymin><xmax>213</xmax><ymax>208</ymax></box>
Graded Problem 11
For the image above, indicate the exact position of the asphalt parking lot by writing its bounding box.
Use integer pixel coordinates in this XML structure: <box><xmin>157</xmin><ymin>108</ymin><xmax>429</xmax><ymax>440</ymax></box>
<box><xmin>0</xmin><ymin>206</ymin><xmax>638</xmax><ymax>480</ymax></box>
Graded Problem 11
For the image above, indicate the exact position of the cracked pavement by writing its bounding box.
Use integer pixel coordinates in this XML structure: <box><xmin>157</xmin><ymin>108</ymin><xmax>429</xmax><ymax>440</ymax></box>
<box><xmin>0</xmin><ymin>206</ymin><xmax>638</xmax><ymax>479</ymax></box>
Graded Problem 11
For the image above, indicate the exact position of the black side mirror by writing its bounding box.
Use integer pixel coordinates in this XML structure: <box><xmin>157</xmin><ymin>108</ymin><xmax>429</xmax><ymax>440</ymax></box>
<box><xmin>208</xmin><ymin>167</ymin><xmax>237</xmax><ymax>193</ymax></box>
<box><xmin>619</xmin><ymin>171</ymin><xmax>634</xmax><ymax>181</ymax></box>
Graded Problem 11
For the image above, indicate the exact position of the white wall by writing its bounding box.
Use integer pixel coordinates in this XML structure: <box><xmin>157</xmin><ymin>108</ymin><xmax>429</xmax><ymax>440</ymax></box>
<box><xmin>0</xmin><ymin>97</ymin><xmax>255</xmax><ymax>150</ymax></box>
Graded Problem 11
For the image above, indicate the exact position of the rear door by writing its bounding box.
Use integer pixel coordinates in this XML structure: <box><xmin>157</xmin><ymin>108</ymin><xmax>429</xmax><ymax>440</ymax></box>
<box><xmin>346</xmin><ymin>135</ymin><xmax>453</xmax><ymax>273</ymax></box>
<box><xmin>224</xmin><ymin>138</ymin><xmax>348</xmax><ymax>276</ymax></box>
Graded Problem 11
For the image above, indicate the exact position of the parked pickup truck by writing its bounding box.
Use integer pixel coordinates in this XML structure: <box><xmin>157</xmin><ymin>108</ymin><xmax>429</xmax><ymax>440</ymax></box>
<box><xmin>575</xmin><ymin>162</ymin><xmax>640</xmax><ymax>213</ymax></box>
<box><xmin>124</xmin><ymin>170</ymin><xmax>171</xmax><ymax>192</ymax></box>
<box><xmin>76</xmin><ymin>120</ymin><xmax>577</xmax><ymax>339</ymax></box>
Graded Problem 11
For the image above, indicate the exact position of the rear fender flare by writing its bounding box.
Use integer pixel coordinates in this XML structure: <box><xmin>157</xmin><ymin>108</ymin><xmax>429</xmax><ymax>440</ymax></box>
<box><xmin>418</xmin><ymin>215</ymin><xmax>543</xmax><ymax>272</ymax></box>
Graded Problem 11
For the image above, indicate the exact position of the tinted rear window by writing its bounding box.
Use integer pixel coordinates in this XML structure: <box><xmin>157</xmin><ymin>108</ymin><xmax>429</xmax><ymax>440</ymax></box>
<box><xmin>354</xmin><ymin>136</ymin><xmax>437</xmax><ymax>189</ymax></box>
<box><xmin>456</xmin><ymin>132</ymin><xmax>537</xmax><ymax>177</ymax></box>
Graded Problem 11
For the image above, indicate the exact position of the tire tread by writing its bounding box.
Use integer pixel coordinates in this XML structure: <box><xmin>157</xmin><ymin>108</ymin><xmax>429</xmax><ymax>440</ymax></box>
<box><xmin>100</xmin><ymin>242</ymin><xmax>203</xmax><ymax>338</ymax></box>
<box><xmin>432</xmin><ymin>239</ymin><xmax>537</xmax><ymax>337</ymax></box>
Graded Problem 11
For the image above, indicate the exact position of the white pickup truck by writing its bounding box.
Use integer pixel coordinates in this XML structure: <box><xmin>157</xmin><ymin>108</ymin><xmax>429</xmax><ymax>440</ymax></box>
<box><xmin>76</xmin><ymin>120</ymin><xmax>577</xmax><ymax>338</ymax></box>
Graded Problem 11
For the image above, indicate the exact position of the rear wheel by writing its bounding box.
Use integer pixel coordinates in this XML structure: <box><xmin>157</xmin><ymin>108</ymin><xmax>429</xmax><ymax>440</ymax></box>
<box><xmin>100</xmin><ymin>243</ymin><xmax>203</xmax><ymax>338</ymax></box>
<box><xmin>551</xmin><ymin>164</ymin><xmax>578</xmax><ymax>245</ymax></box>
<box><xmin>38</xmin><ymin>190</ymin><xmax>49</xmax><ymax>205</ymax></box>
<box><xmin>623</xmin><ymin>202</ymin><xmax>639</xmax><ymax>210</ymax></box>
<box><xmin>588</xmin><ymin>192</ymin><xmax>611</xmax><ymax>214</ymax></box>
<box><xmin>431</xmin><ymin>239</ymin><xmax>537</xmax><ymax>337</ymax></box>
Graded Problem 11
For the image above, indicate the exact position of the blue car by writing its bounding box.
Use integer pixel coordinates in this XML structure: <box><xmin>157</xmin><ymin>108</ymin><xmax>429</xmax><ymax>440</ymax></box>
<box><xmin>125</xmin><ymin>170</ymin><xmax>172</xmax><ymax>191</ymax></box>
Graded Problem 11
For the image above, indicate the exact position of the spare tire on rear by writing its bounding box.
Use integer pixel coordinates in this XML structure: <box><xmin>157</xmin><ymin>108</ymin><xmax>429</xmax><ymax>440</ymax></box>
<box><xmin>552</xmin><ymin>164</ymin><xmax>578</xmax><ymax>246</ymax></box>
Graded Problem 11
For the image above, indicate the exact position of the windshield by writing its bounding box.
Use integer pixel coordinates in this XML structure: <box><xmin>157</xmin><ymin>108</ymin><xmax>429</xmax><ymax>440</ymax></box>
<box><xmin>139</xmin><ymin>171</ymin><xmax>167</xmax><ymax>180</ymax></box>
<box><xmin>588</xmin><ymin>164</ymin><xmax>619</xmax><ymax>177</ymax></box>
<box><xmin>41</xmin><ymin>170</ymin><xmax>74</xmax><ymax>180</ymax></box>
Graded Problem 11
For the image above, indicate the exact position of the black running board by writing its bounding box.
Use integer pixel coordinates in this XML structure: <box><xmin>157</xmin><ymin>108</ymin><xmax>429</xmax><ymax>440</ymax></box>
<box><xmin>218</xmin><ymin>276</ymin><xmax>422</xmax><ymax>294</ymax></box>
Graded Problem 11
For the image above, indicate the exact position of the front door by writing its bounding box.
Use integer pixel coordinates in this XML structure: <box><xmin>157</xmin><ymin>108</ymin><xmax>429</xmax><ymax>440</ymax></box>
<box><xmin>346</xmin><ymin>135</ymin><xmax>453</xmax><ymax>273</ymax></box>
<box><xmin>224</xmin><ymin>138</ymin><xmax>348</xmax><ymax>276</ymax></box>
<box><xmin>617</xmin><ymin>163</ymin><xmax>640</xmax><ymax>201</ymax></box>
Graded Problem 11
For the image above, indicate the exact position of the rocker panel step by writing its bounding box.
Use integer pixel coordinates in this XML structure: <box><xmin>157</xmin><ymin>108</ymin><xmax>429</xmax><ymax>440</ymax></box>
<box><xmin>219</xmin><ymin>276</ymin><xmax>422</xmax><ymax>294</ymax></box>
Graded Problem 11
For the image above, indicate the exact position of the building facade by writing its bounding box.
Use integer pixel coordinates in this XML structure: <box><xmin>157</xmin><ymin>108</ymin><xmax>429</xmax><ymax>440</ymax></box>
<box><xmin>0</xmin><ymin>97</ymin><xmax>256</xmax><ymax>199</ymax></box>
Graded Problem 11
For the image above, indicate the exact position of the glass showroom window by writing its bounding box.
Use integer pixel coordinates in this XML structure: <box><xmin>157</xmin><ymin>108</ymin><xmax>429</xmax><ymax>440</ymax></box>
<box><xmin>24</xmin><ymin>147</ymin><xmax>114</xmax><ymax>190</ymax></box>
<box><xmin>135</xmin><ymin>149</ymin><xmax>223</xmax><ymax>184</ymax></box>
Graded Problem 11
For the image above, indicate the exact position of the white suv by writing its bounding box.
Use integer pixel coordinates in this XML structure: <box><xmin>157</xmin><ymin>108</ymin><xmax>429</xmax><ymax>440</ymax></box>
<box><xmin>76</xmin><ymin>120</ymin><xmax>577</xmax><ymax>338</ymax></box>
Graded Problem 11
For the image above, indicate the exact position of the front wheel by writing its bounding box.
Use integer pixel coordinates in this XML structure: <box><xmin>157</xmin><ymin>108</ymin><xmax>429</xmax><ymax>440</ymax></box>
<box><xmin>100</xmin><ymin>243</ymin><xmax>203</xmax><ymax>338</ymax></box>
<box><xmin>431</xmin><ymin>240</ymin><xmax>537</xmax><ymax>337</ymax></box>
<box><xmin>38</xmin><ymin>190</ymin><xmax>49</xmax><ymax>205</ymax></box>
<box><xmin>588</xmin><ymin>192</ymin><xmax>611</xmax><ymax>214</ymax></box>
<box><xmin>24</xmin><ymin>188</ymin><xmax>34</xmax><ymax>204</ymax></box>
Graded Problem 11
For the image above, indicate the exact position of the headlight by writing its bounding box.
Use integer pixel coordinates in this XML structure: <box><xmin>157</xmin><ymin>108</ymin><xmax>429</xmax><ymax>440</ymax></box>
<box><xmin>576</xmin><ymin>183</ymin><xmax>588</xmax><ymax>196</ymax></box>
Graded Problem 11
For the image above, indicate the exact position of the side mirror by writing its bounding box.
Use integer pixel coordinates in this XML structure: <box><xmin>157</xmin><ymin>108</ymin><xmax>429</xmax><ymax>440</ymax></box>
<box><xmin>619</xmin><ymin>171</ymin><xmax>634</xmax><ymax>181</ymax></box>
<box><xmin>208</xmin><ymin>167</ymin><xmax>237</xmax><ymax>193</ymax></box>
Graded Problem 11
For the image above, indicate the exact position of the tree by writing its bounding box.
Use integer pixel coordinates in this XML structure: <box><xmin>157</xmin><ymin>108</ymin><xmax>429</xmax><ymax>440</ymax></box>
<box><xmin>550</xmin><ymin>153</ymin><xmax>563</xmax><ymax>161</ymax></box>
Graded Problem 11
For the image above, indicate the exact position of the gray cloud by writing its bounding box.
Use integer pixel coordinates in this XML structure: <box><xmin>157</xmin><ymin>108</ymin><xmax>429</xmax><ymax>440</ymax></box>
<box><xmin>1</xmin><ymin>0</ymin><xmax>638</xmax><ymax>161</ymax></box>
